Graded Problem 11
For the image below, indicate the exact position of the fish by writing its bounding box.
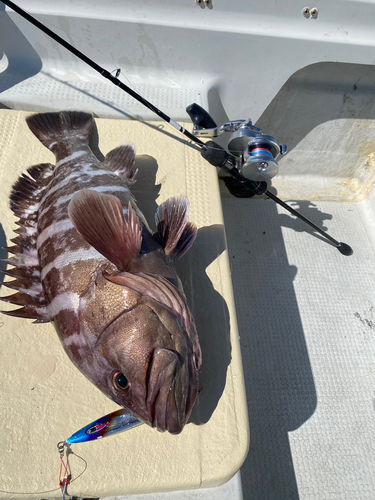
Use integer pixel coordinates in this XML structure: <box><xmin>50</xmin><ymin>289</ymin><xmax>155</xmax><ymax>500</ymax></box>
<box><xmin>1</xmin><ymin>111</ymin><xmax>202</xmax><ymax>435</ymax></box>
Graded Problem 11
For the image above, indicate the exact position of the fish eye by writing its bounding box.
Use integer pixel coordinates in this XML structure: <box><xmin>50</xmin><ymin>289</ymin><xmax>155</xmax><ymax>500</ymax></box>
<box><xmin>113</xmin><ymin>371</ymin><xmax>130</xmax><ymax>391</ymax></box>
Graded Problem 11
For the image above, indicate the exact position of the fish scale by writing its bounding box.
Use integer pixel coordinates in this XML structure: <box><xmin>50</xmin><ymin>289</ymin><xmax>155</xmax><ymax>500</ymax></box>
<box><xmin>33</xmin><ymin>128</ymin><xmax>139</xmax><ymax>321</ymax></box>
<box><xmin>1</xmin><ymin>111</ymin><xmax>202</xmax><ymax>434</ymax></box>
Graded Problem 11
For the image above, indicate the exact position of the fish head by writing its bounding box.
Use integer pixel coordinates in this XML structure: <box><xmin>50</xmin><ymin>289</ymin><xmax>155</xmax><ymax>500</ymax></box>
<box><xmin>65</xmin><ymin>190</ymin><xmax>201</xmax><ymax>433</ymax></box>
<box><xmin>94</xmin><ymin>274</ymin><xmax>201</xmax><ymax>434</ymax></box>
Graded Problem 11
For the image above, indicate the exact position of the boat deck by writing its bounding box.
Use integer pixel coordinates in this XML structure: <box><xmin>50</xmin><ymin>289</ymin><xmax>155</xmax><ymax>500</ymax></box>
<box><xmin>1</xmin><ymin>1</ymin><xmax>375</xmax><ymax>498</ymax></box>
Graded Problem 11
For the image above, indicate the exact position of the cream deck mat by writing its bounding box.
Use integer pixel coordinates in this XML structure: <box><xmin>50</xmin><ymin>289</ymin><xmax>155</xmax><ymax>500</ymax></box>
<box><xmin>0</xmin><ymin>110</ymin><xmax>249</xmax><ymax>498</ymax></box>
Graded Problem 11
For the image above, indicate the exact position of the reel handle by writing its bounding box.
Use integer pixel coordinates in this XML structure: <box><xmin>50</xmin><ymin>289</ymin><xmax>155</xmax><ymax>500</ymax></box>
<box><xmin>186</xmin><ymin>103</ymin><xmax>217</xmax><ymax>130</ymax></box>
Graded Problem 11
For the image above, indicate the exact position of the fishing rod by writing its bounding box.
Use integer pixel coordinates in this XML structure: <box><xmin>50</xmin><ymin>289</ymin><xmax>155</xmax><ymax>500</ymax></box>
<box><xmin>0</xmin><ymin>0</ymin><xmax>202</xmax><ymax>145</ymax></box>
<box><xmin>1</xmin><ymin>0</ymin><xmax>353</xmax><ymax>255</ymax></box>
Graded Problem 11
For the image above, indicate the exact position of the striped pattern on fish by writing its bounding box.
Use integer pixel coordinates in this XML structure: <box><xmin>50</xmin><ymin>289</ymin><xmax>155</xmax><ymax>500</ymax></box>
<box><xmin>1</xmin><ymin>111</ymin><xmax>201</xmax><ymax>434</ymax></box>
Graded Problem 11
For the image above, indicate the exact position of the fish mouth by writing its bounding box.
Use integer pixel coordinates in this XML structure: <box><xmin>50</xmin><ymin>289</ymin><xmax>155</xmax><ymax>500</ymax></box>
<box><xmin>146</xmin><ymin>348</ymin><xmax>192</xmax><ymax>434</ymax></box>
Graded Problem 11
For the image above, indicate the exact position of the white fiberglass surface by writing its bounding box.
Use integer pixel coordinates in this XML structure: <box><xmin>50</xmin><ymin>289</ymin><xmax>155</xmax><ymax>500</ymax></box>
<box><xmin>3</xmin><ymin>1</ymin><xmax>375</xmax><ymax>122</ymax></box>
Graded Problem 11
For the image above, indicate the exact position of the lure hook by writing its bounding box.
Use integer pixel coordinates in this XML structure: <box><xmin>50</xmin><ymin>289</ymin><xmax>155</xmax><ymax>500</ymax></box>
<box><xmin>57</xmin><ymin>441</ymin><xmax>71</xmax><ymax>499</ymax></box>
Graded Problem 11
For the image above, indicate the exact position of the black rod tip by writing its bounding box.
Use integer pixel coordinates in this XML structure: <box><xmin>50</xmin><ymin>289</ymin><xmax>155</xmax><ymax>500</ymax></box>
<box><xmin>337</xmin><ymin>242</ymin><xmax>353</xmax><ymax>256</ymax></box>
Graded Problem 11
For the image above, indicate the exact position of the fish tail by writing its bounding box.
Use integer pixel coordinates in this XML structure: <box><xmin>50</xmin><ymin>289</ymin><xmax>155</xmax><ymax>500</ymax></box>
<box><xmin>26</xmin><ymin>111</ymin><xmax>94</xmax><ymax>151</ymax></box>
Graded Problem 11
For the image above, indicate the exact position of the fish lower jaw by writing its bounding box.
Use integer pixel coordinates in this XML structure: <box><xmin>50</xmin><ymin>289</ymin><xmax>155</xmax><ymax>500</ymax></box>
<box><xmin>151</xmin><ymin>395</ymin><xmax>186</xmax><ymax>435</ymax></box>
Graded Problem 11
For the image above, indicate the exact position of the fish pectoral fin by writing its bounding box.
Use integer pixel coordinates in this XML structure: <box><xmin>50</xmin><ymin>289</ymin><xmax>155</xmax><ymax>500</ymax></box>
<box><xmin>68</xmin><ymin>189</ymin><xmax>142</xmax><ymax>271</ymax></box>
<box><xmin>154</xmin><ymin>197</ymin><xmax>197</xmax><ymax>262</ymax></box>
<box><xmin>104</xmin><ymin>271</ymin><xmax>202</xmax><ymax>368</ymax></box>
<box><xmin>103</xmin><ymin>144</ymin><xmax>138</xmax><ymax>185</ymax></box>
<box><xmin>104</xmin><ymin>271</ymin><xmax>187</xmax><ymax>327</ymax></box>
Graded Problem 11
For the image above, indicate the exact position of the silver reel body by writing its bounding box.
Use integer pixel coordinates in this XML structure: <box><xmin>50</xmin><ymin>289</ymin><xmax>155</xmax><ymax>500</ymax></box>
<box><xmin>192</xmin><ymin>118</ymin><xmax>287</xmax><ymax>182</ymax></box>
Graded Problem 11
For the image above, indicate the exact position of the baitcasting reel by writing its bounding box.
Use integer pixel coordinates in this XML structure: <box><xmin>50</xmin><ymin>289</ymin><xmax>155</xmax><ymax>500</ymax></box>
<box><xmin>186</xmin><ymin>103</ymin><xmax>353</xmax><ymax>255</ymax></box>
<box><xmin>186</xmin><ymin>103</ymin><xmax>287</xmax><ymax>182</ymax></box>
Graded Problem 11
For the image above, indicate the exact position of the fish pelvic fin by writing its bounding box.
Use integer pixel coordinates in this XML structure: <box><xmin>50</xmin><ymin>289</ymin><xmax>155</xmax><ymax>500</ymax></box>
<box><xmin>68</xmin><ymin>189</ymin><xmax>142</xmax><ymax>271</ymax></box>
<box><xmin>0</xmin><ymin>162</ymin><xmax>54</xmax><ymax>323</ymax></box>
<box><xmin>26</xmin><ymin>111</ymin><xmax>94</xmax><ymax>151</ymax></box>
<box><xmin>103</xmin><ymin>143</ymin><xmax>138</xmax><ymax>186</ymax></box>
<box><xmin>154</xmin><ymin>197</ymin><xmax>197</xmax><ymax>262</ymax></box>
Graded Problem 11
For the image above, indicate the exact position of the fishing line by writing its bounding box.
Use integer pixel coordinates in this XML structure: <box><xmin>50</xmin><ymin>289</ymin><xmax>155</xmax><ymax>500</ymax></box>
<box><xmin>1</xmin><ymin>0</ymin><xmax>205</xmax><ymax>147</ymax></box>
<box><xmin>110</xmin><ymin>67</ymin><xmax>140</xmax><ymax>96</ymax></box>
<box><xmin>109</xmin><ymin>66</ymin><xmax>146</xmax><ymax>105</ymax></box>
<box><xmin>1</xmin><ymin>1</ymin><xmax>257</xmax><ymax>157</ymax></box>
<box><xmin>1</xmin><ymin>0</ymin><xmax>353</xmax><ymax>253</ymax></box>
<box><xmin>0</xmin><ymin>443</ymin><xmax>87</xmax><ymax>497</ymax></box>
<box><xmin>6</xmin><ymin>0</ymin><xmax>144</xmax><ymax>110</ymax></box>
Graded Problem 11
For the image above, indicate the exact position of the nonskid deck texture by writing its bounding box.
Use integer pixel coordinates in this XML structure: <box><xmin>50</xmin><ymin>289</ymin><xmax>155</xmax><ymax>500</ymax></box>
<box><xmin>221</xmin><ymin>195</ymin><xmax>375</xmax><ymax>500</ymax></box>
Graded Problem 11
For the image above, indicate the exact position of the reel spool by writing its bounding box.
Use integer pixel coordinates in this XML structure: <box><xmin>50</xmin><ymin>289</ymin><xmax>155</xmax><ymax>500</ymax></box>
<box><xmin>227</xmin><ymin>121</ymin><xmax>286</xmax><ymax>181</ymax></box>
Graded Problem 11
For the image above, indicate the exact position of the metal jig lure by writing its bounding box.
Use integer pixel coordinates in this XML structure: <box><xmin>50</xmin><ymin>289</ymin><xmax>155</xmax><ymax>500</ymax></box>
<box><xmin>65</xmin><ymin>408</ymin><xmax>142</xmax><ymax>444</ymax></box>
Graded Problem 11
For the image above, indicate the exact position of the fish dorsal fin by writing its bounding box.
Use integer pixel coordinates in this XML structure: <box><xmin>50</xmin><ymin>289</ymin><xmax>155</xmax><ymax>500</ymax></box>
<box><xmin>102</xmin><ymin>143</ymin><xmax>138</xmax><ymax>185</ymax></box>
<box><xmin>154</xmin><ymin>197</ymin><xmax>197</xmax><ymax>262</ymax></box>
<box><xmin>10</xmin><ymin>163</ymin><xmax>54</xmax><ymax>219</ymax></box>
<box><xmin>104</xmin><ymin>271</ymin><xmax>202</xmax><ymax>368</ymax></box>
<box><xmin>0</xmin><ymin>162</ymin><xmax>54</xmax><ymax>323</ymax></box>
<box><xmin>68</xmin><ymin>189</ymin><xmax>142</xmax><ymax>271</ymax></box>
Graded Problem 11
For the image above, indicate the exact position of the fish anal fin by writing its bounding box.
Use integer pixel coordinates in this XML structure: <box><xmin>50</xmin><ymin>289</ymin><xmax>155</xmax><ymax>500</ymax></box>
<box><xmin>155</xmin><ymin>197</ymin><xmax>197</xmax><ymax>262</ymax></box>
<box><xmin>103</xmin><ymin>143</ymin><xmax>137</xmax><ymax>185</ymax></box>
<box><xmin>68</xmin><ymin>190</ymin><xmax>142</xmax><ymax>271</ymax></box>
